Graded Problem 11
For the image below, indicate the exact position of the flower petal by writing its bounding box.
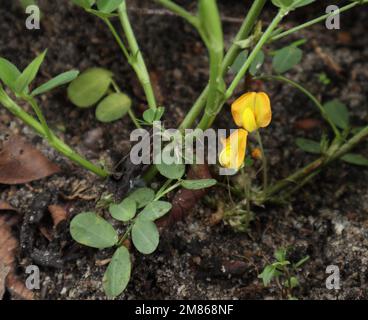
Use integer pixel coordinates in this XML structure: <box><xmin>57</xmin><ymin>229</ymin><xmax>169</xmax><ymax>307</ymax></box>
<box><xmin>219</xmin><ymin>129</ymin><xmax>248</xmax><ymax>170</ymax></box>
<box><xmin>254</xmin><ymin>92</ymin><xmax>272</xmax><ymax>128</ymax></box>
<box><xmin>241</xmin><ymin>107</ymin><xmax>258</xmax><ymax>132</ymax></box>
<box><xmin>219</xmin><ymin>145</ymin><xmax>232</xmax><ymax>168</ymax></box>
<box><xmin>231</xmin><ymin>92</ymin><xmax>255</xmax><ymax>127</ymax></box>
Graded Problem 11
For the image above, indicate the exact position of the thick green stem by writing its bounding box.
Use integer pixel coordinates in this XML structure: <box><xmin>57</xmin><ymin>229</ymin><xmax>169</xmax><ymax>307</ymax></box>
<box><xmin>257</xmin><ymin>75</ymin><xmax>340</xmax><ymax>137</ymax></box>
<box><xmin>178</xmin><ymin>0</ymin><xmax>267</xmax><ymax>130</ymax></box>
<box><xmin>203</xmin><ymin>48</ymin><xmax>223</xmax><ymax>114</ymax></box>
<box><xmin>0</xmin><ymin>88</ymin><xmax>109</xmax><ymax>177</ymax></box>
<box><xmin>118</xmin><ymin>1</ymin><xmax>157</xmax><ymax>110</ymax></box>
<box><xmin>197</xmin><ymin>9</ymin><xmax>286</xmax><ymax>130</ymax></box>
<box><xmin>189</xmin><ymin>0</ymin><xmax>363</xmax><ymax>130</ymax></box>
<box><xmin>178</xmin><ymin>87</ymin><xmax>209</xmax><ymax>130</ymax></box>
<box><xmin>145</xmin><ymin>0</ymin><xmax>267</xmax><ymax>182</ymax></box>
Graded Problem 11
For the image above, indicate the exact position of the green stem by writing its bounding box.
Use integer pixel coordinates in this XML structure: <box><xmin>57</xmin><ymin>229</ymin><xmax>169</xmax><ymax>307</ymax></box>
<box><xmin>178</xmin><ymin>87</ymin><xmax>209</xmax><ymax>130</ymax></box>
<box><xmin>111</xmin><ymin>79</ymin><xmax>141</xmax><ymax>129</ymax></box>
<box><xmin>257</xmin><ymin>75</ymin><xmax>340</xmax><ymax>137</ymax></box>
<box><xmin>155</xmin><ymin>181</ymin><xmax>182</xmax><ymax>200</ymax></box>
<box><xmin>26</xmin><ymin>96</ymin><xmax>53</xmax><ymax>141</ymax></box>
<box><xmin>178</xmin><ymin>0</ymin><xmax>267</xmax><ymax>130</ymax></box>
<box><xmin>266</xmin><ymin>125</ymin><xmax>368</xmax><ymax>198</ymax></box>
<box><xmin>117</xmin><ymin>179</ymin><xmax>179</xmax><ymax>246</ymax></box>
<box><xmin>155</xmin><ymin>0</ymin><xmax>200</xmax><ymax>28</ymax></box>
<box><xmin>102</xmin><ymin>6</ymin><xmax>157</xmax><ymax>110</ymax></box>
<box><xmin>225</xmin><ymin>10</ymin><xmax>286</xmax><ymax>100</ymax></box>
<box><xmin>103</xmin><ymin>18</ymin><xmax>130</xmax><ymax>60</ymax></box>
<box><xmin>197</xmin><ymin>9</ymin><xmax>286</xmax><ymax>130</ymax></box>
<box><xmin>144</xmin><ymin>0</ymin><xmax>267</xmax><ymax>182</ymax></box>
<box><xmin>118</xmin><ymin>1</ymin><xmax>157</xmax><ymax>110</ymax></box>
<box><xmin>154</xmin><ymin>178</ymin><xmax>173</xmax><ymax>200</ymax></box>
<box><xmin>280</xmin><ymin>171</ymin><xmax>320</xmax><ymax>200</ymax></box>
<box><xmin>255</xmin><ymin>130</ymin><xmax>268</xmax><ymax>190</ymax></box>
<box><xmin>0</xmin><ymin>88</ymin><xmax>109</xmax><ymax>177</ymax></box>
<box><xmin>269</xmin><ymin>1</ymin><xmax>361</xmax><ymax>42</ymax></box>
<box><xmin>203</xmin><ymin>47</ymin><xmax>223</xmax><ymax>115</ymax></box>
<box><xmin>242</xmin><ymin>168</ymin><xmax>251</xmax><ymax>215</ymax></box>
<box><xmin>221</xmin><ymin>0</ymin><xmax>267</xmax><ymax>78</ymax></box>
<box><xmin>118</xmin><ymin>223</ymin><xmax>133</xmax><ymax>246</ymax></box>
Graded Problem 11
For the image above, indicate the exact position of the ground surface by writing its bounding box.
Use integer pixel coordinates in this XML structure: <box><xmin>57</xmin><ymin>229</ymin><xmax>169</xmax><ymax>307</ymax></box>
<box><xmin>0</xmin><ymin>0</ymin><xmax>367</xmax><ymax>300</ymax></box>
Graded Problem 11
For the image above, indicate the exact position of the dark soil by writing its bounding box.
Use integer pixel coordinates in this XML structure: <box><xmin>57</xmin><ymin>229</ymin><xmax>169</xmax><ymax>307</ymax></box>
<box><xmin>0</xmin><ymin>0</ymin><xmax>367</xmax><ymax>300</ymax></box>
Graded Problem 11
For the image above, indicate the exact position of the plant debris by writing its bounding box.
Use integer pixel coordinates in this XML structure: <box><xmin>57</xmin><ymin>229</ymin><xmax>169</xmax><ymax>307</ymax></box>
<box><xmin>0</xmin><ymin>136</ymin><xmax>60</xmax><ymax>185</ymax></box>
<box><xmin>48</xmin><ymin>205</ymin><xmax>67</xmax><ymax>228</ymax></box>
<box><xmin>0</xmin><ymin>215</ymin><xmax>34</xmax><ymax>300</ymax></box>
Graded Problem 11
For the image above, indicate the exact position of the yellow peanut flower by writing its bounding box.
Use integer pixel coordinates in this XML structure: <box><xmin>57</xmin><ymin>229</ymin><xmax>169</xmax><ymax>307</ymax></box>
<box><xmin>219</xmin><ymin>129</ymin><xmax>248</xmax><ymax>170</ymax></box>
<box><xmin>231</xmin><ymin>92</ymin><xmax>272</xmax><ymax>132</ymax></box>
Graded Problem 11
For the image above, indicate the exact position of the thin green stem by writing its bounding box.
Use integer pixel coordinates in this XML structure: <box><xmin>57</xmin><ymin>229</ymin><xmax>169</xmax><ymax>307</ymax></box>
<box><xmin>0</xmin><ymin>88</ymin><xmax>43</xmax><ymax>135</ymax></box>
<box><xmin>155</xmin><ymin>0</ymin><xmax>200</xmax><ymax>28</ymax></box>
<box><xmin>255</xmin><ymin>130</ymin><xmax>268</xmax><ymax>190</ymax></box>
<box><xmin>144</xmin><ymin>0</ymin><xmax>267</xmax><ymax>182</ymax></box>
<box><xmin>225</xmin><ymin>10</ymin><xmax>285</xmax><ymax>100</ymax></box>
<box><xmin>26</xmin><ymin>96</ymin><xmax>53</xmax><ymax>141</ymax></box>
<box><xmin>118</xmin><ymin>1</ymin><xmax>157</xmax><ymax>110</ymax></box>
<box><xmin>155</xmin><ymin>181</ymin><xmax>182</xmax><ymax>200</ymax></box>
<box><xmin>117</xmin><ymin>179</ymin><xmax>179</xmax><ymax>246</ymax></box>
<box><xmin>242</xmin><ymin>168</ymin><xmax>251</xmax><ymax>215</ymax></box>
<box><xmin>197</xmin><ymin>9</ymin><xmax>286</xmax><ymax>130</ymax></box>
<box><xmin>280</xmin><ymin>171</ymin><xmax>320</xmax><ymax>201</ymax></box>
<box><xmin>111</xmin><ymin>79</ymin><xmax>141</xmax><ymax>129</ymax></box>
<box><xmin>103</xmin><ymin>18</ymin><xmax>130</xmax><ymax>60</ymax></box>
<box><xmin>177</xmin><ymin>0</ymin><xmax>267</xmax><ymax>131</ymax></box>
<box><xmin>266</xmin><ymin>125</ymin><xmax>368</xmax><ymax>199</ymax></box>
<box><xmin>269</xmin><ymin>1</ymin><xmax>361</xmax><ymax>42</ymax></box>
<box><xmin>0</xmin><ymin>87</ymin><xmax>109</xmax><ymax>177</ymax></box>
<box><xmin>127</xmin><ymin>108</ymin><xmax>141</xmax><ymax>130</ymax></box>
<box><xmin>118</xmin><ymin>223</ymin><xmax>133</xmax><ymax>246</ymax></box>
<box><xmin>154</xmin><ymin>179</ymin><xmax>173</xmax><ymax>200</ymax></box>
<box><xmin>257</xmin><ymin>75</ymin><xmax>340</xmax><ymax>137</ymax></box>
<box><xmin>221</xmin><ymin>0</ymin><xmax>267</xmax><ymax>78</ymax></box>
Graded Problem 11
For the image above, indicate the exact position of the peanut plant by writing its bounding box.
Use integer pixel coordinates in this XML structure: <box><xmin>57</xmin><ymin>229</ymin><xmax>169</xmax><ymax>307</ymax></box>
<box><xmin>259</xmin><ymin>247</ymin><xmax>309</xmax><ymax>299</ymax></box>
<box><xmin>0</xmin><ymin>0</ymin><xmax>367</xmax><ymax>298</ymax></box>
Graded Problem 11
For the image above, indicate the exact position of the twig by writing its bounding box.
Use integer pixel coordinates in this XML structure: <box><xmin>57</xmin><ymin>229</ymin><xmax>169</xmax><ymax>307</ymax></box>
<box><xmin>128</xmin><ymin>7</ymin><xmax>244</xmax><ymax>24</ymax></box>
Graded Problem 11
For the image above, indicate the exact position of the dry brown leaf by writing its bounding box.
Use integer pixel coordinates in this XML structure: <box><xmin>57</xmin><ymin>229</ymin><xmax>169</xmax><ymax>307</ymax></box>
<box><xmin>48</xmin><ymin>205</ymin><xmax>67</xmax><ymax>227</ymax></box>
<box><xmin>0</xmin><ymin>136</ymin><xmax>60</xmax><ymax>185</ymax></box>
<box><xmin>149</xmin><ymin>71</ymin><xmax>164</xmax><ymax>105</ymax></box>
<box><xmin>209</xmin><ymin>203</ymin><xmax>224</xmax><ymax>226</ymax></box>
<box><xmin>312</xmin><ymin>40</ymin><xmax>343</xmax><ymax>76</ymax></box>
<box><xmin>0</xmin><ymin>215</ymin><xmax>34</xmax><ymax>300</ymax></box>
<box><xmin>6</xmin><ymin>273</ymin><xmax>34</xmax><ymax>300</ymax></box>
<box><xmin>294</xmin><ymin>118</ymin><xmax>322</xmax><ymax>131</ymax></box>
<box><xmin>0</xmin><ymin>262</ymin><xmax>10</xmax><ymax>299</ymax></box>
<box><xmin>337</xmin><ymin>32</ymin><xmax>352</xmax><ymax>45</ymax></box>
<box><xmin>95</xmin><ymin>258</ymin><xmax>112</xmax><ymax>267</ymax></box>
<box><xmin>0</xmin><ymin>200</ymin><xmax>17</xmax><ymax>212</ymax></box>
<box><xmin>39</xmin><ymin>226</ymin><xmax>53</xmax><ymax>242</ymax></box>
